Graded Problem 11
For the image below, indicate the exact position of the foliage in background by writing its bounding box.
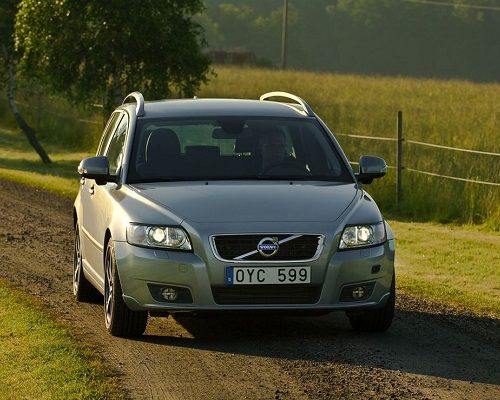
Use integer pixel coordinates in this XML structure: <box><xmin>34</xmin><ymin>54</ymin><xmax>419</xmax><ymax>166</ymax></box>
<box><xmin>0</xmin><ymin>0</ymin><xmax>16</xmax><ymax>64</ymax></box>
<box><xmin>15</xmin><ymin>0</ymin><xmax>211</xmax><ymax>113</ymax></box>
<box><xmin>201</xmin><ymin>0</ymin><xmax>500</xmax><ymax>82</ymax></box>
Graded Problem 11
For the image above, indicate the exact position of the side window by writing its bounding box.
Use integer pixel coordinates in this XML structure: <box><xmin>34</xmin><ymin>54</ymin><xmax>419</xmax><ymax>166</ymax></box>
<box><xmin>97</xmin><ymin>112</ymin><xmax>121</xmax><ymax>156</ymax></box>
<box><xmin>105</xmin><ymin>115</ymin><xmax>129</xmax><ymax>175</ymax></box>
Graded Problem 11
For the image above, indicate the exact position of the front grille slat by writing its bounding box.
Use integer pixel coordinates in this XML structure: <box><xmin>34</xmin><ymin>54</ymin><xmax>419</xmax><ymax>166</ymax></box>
<box><xmin>212</xmin><ymin>284</ymin><xmax>321</xmax><ymax>305</ymax></box>
<box><xmin>213</xmin><ymin>234</ymin><xmax>322</xmax><ymax>261</ymax></box>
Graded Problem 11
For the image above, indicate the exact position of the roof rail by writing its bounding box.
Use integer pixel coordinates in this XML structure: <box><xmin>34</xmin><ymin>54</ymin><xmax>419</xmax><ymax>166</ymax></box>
<box><xmin>122</xmin><ymin>91</ymin><xmax>145</xmax><ymax>117</ymax></box>
<box><xmin>259</xmin><ymin>91</ymin><xmax>314</xmax><ymax>116</ymax></box>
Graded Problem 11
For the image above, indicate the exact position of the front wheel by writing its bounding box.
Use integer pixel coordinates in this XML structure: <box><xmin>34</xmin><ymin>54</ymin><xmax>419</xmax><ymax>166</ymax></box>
<box><xmin>347</xmin><ymin>275</ymin><xmax>395</xmax><ymax>332</ymax></box>
<box><xmin>104</xmin><ymin>239</ymin><xmax>148</xmax><ymax>337</ymax></box>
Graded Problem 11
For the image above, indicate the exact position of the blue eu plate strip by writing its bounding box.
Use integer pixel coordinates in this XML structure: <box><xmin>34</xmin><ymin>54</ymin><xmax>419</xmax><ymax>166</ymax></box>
<box><xmin>225</xmin><ymin>267</ymin><xmax>234</xmax><ymax>286</ymax></box>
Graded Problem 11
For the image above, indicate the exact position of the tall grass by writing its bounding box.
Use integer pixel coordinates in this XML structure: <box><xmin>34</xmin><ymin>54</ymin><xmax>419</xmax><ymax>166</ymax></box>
<box><xmin>0</xmin><ymin>87</ymin><xmax>103</xmax><ymax>150</ymax></box>
<box><xmin>198</xmin><ymin>67</ymin><xmax>500</xmax><ymax>229</ymax></box>
<box><xmin>0</xmin><ymin>66</ymin><xmax>498</xmax><ymax>228</ymax></box>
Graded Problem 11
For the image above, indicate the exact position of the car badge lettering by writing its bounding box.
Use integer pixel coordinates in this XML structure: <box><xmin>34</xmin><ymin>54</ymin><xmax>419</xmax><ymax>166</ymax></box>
<box><xmin>257</xmin><ymin>237</ymin><xmax>279</xmax><ymax>257</ymax></box>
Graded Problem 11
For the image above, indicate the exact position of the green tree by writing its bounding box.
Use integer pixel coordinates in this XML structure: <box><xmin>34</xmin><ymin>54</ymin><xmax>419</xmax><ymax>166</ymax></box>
<box><xmin>0</xmin><ymin>0</ymin><xmax>51</xmax><ymax>163</ymax></box>
<box><xmin>15</xmin><ymin>0</ymin><xmax>211</xmax><ymax>114</ymax></box>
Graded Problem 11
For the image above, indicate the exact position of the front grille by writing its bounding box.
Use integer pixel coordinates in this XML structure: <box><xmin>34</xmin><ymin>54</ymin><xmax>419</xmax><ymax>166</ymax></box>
<box><xmin>211</xmin><ymin>284</ymin><xmax>321</xmax><ymax>305</ymax></box>
<box><xmin>212</xmin><ymin>234</ymin><xmax>323</xmax><ymax>261</ymax></box>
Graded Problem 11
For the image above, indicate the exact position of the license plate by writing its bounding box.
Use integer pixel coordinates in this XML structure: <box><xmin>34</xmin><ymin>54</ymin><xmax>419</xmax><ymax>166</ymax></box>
<box><xmin>225</xmin><ymin>266</ymin><xmax>311</xmax><ymax>285</ymax></box>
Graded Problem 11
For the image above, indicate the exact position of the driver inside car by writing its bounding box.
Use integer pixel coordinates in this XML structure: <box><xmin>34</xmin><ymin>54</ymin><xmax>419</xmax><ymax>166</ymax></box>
<box><xmin>259</xmin><ymin>129</ymin><xmax>308</xmax><ymax>175</ymax></box>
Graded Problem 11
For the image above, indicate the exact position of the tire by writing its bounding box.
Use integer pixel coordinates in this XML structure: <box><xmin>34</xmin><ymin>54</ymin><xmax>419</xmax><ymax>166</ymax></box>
<box><xmin>73</xmin><ymin>224</ymin><xmax>100</xmax><ymax>302</ymax></box>
<box><xmin>104</xmin><ymin>239</ymin><xmax>148</xmax><ymax>337</ymax></box>
<box><xmin>347</xmin><ymin>274</ymin><xmax>395</xmax><ymax>332</ymax></box>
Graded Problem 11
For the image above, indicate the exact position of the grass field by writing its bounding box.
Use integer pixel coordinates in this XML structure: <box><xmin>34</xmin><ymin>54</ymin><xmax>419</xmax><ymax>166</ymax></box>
<box><xmin>393</xmin><ymin>221</ymin><xmax>499</xmax><ymax>316</ymax></box>
<box><xmin>0</xmin><ymin>127</ymin><xmax>86</xmax><ymax>197</ymax></box>
<box><xmin>0</xmin><ymin>280</ymin><xmax>123</xmax><ymax>400</ymax></box>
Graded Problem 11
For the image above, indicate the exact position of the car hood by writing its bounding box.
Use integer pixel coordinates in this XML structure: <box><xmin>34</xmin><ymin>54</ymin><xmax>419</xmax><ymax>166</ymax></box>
<box><xmin>130</xmin><ymin>182</ymin><xmax>358</xmax><ymax>223</ymax></box>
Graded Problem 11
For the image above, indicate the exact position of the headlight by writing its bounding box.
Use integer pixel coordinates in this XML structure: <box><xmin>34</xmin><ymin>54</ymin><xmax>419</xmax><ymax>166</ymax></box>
<box><xmin>339</xmin><ymin>222</ymin><xmax>386</xmax><ymax>250</ymax></box>
<box><xmin>126</xmin><ymin>224</ymin><xmax>192</xmax><ymax>250</ymax></box>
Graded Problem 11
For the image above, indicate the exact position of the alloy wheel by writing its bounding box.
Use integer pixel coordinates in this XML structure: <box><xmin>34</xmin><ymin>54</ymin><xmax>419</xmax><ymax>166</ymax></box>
<box><xmin>104</xmin><ymin>248</ymin><xmax>114</xmax><ymax>328</ymax></box>
<box><xmin>73</xmin><ymin>229</ymin><xmax>82</xmax><ymax>296</ymax></box>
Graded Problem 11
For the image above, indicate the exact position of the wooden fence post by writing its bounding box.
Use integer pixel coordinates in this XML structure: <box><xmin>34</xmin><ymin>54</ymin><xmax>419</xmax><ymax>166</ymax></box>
<box><xmin>397</xmin><ymin>111</ymin><xmax>403</xmax><ymax>204</ymax></box>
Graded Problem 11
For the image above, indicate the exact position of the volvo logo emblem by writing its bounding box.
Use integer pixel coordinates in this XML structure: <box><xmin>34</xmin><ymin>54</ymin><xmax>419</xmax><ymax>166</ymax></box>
<box><xmin>257</xmin><ymin>237</ymin><xmax>279</xmax><ymax>257</ymax></box>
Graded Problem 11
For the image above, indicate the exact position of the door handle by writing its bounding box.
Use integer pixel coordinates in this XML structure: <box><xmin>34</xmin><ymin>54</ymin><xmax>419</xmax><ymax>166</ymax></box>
<box><xmin>89</xmin><ymin>184</ymin><xmax>95</xmax><ymax>196</ymax></box>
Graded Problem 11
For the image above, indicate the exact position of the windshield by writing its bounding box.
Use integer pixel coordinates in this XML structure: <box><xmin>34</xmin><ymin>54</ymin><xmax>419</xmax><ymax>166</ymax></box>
<box><xmin>126</xmin><ymin>117</ymin><xmax>353</xmax><ymax>183</ymax></box>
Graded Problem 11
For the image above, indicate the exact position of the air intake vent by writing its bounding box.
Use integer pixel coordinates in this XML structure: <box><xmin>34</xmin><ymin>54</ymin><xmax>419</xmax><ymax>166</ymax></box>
<box><xmin>211</xmin><ymin>285</ymin><xmax>321</xmax><ymax>305</ymax></box>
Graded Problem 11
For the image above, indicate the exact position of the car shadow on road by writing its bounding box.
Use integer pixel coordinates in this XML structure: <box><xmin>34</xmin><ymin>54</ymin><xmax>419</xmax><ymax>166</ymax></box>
<box><xmin>137</xmin><ymin>306</ymin><xmax>500</xmax><ymax>386</ymax></box>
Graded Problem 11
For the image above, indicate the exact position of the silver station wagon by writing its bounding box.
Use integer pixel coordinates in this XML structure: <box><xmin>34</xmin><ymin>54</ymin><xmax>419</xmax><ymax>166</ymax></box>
<box><xmin>74</xmin><ymin>91</ymin><xmax>395</xmax><ymax>337</ymax></box>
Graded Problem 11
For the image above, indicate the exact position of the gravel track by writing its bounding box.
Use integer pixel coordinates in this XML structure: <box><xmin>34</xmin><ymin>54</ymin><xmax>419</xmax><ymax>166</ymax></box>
<box><xmin>0</xmin><ymin>178</ymin><xmax>498</xmax><ymax>399</ymax></box>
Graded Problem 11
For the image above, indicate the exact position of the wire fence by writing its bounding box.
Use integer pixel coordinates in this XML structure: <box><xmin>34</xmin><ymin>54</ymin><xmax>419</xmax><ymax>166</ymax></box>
<box><xmin>405</xmin><ymin>139</ymin><xmax>500</xmax><ymax>157</ymax></box>
<box><xmin>335</xmin><ymin>112</ymin><xmax>500</xmax><ymax>199</ymax></box>
<box><xmin>336</xmin><ymin>132</ymin><xmax>398</xmax><ymax>142</ymax></box>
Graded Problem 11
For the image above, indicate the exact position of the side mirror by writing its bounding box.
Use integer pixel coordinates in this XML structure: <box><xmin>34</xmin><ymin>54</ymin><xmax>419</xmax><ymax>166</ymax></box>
<box><xmin>78</xmin><ymin>156</ymin><xmax>117</xmax><ymax>185</ymax></box>
<box><xmin>355</xmin><ymin>155</ymin><xmax>387</xmax><ymax>184</ymax></box>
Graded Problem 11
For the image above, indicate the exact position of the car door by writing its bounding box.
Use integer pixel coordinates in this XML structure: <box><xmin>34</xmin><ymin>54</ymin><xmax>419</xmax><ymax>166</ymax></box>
<box><xmin>80</xmin><ymin>112</ymin><xmax>120</xmax><ymax>279</ymax></box>
<box><xmin>81</xmin><ymin>112</ymin><xmax>128</xmax><ymax>288</ymax></box>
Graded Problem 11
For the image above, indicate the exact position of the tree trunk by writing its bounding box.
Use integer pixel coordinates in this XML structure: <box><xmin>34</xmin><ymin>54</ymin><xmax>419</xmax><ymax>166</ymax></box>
<box><xmin>2</xmin><ymin>45</ymin><xmax>51</xmax><ymax>164</ymax></box>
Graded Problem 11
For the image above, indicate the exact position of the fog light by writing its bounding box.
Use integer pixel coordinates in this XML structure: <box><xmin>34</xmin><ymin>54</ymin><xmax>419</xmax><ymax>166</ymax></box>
<box><xmin>161</xmin><ymin>287</ymin><xmax>178</xmax><ymax>301</ymax></box>
<box><xmin>340</xmin><ymin>282</ymin><xmax>375</xmax><ymax>302</ymax></box>
<box><xmin>352</xmin><ymin>286</ymin><xmax>365</xmax><ymax>299</ymax></box>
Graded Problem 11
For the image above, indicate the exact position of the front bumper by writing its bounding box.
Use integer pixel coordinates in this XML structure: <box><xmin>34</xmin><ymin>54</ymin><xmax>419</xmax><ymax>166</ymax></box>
<box><xmin>114</xmin><ymin>237</ymin><xmax>395</xmax><ymax>313</ymax></box>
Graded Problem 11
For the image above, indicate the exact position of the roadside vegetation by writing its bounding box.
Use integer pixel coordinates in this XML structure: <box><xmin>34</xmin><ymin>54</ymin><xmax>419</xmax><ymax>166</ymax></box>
<box><xmin>0</xmin><ymin>126</ymin><xmax>87</xmax><ymax>197</ymax></box>
<box><xmin>394</xmin><ymin>221</ymin><xmax>499</xmax><ymax>317</ymax></box>
<box><xmin>0</xmin><ymin>280</ymin><xmax>122</xmax><ymax>399</ymax></box>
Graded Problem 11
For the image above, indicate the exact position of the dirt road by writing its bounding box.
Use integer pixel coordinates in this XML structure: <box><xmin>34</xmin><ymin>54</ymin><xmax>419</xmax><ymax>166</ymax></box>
<box><xmin>0</xmin><ymin>178</ymin><xmax>498</xmax><ymax>400</ymax></box>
